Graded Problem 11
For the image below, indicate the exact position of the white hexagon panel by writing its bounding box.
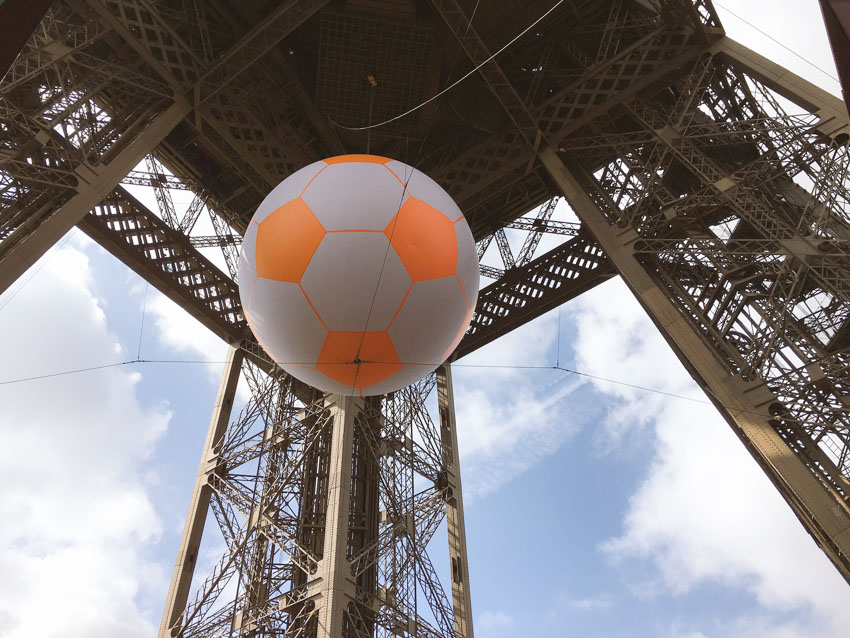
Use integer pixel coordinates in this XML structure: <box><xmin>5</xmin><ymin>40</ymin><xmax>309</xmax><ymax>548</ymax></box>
<box><xmin>238</xmin><ymin>154</ymin><xmax>480</xmax><ymax>396</ymax></box>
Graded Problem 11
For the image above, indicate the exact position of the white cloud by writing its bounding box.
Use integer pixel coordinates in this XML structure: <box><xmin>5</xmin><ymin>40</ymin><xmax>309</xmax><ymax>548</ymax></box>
<box><xmin>142</xmin><ymin>287</ymin><xmax>244</xmax><ymax>405</ymax></box>
<box><xmin>568</xmin><ymin>278</ymin><xmax>850</xmax><ymax>636</ymax></box>
<box><xmin>147</xmin><ymin>288</ymin><xmax>229</xmax><ymax>362</ymax></box>
<box><xmin>668</xmin><ymin>614</ymin><xmax>831</xmax><ymax>638</ymax></box>
<box><xmin>453</xmin><ymin>310</ymin><xmax>584</xmax><ymax>500</ymax></box>
<box><xmin>567</xmin><ymin>279</ymin><xmax>704</xmax><ymax>452</ymax></box>
<box><xmin>722</xmin><ymin>615</ymin><xmax>824</xmax><ymax>638</ymax></box>
<box><xmin>555</xmin><ymin>593</ymin><xmax>614</xmax><ymax>611</ymax></box>
<box><xmin>477</xmin><ymin>609</ymin><xmax>514</xmax><ymax>631</ymax></box>
<box><xmin>714</xmin><ymin>0</ymin><xmax>840</xmax><ymax>99</ymax></box>
<box><xmin>0</xmin><ymin>242</ymin><xmax>171</xmax><ymax>637</ymax></box>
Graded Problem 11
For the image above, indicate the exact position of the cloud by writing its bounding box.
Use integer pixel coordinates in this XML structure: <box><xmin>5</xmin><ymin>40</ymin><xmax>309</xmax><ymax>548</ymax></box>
<box><xmin>566</xmin><ymin>279</ymin><xmax>703</xmax><ymax>452</ymax></box>
<box><xmin>146</xmin><ymin>288</ymin><xmax>229</xmax><ymax>363</ymax></box>
<box><xmin>668</xmin><ymin>613</ymin><xmax>832</xmax><ymax>638</ymax></box>
<box><xmin>452</xmin><ymin>310</ymin><xmax>584</xmax><ymax>500</ymax></box>
<box><xmin>555</xmin><ymin>593</ymin><xmax>614</xmax><ymax>611</ymax></box>
<box><xmin>0</xmin><ymin>241</ymin><xmax>171</xmax><ymax>637</ymax></box>
<box><xmin>714</xmin><ymin>0</ymin><xmax>840</xmax><ymax>99</ymax></box>
<box><xmin>568</xmin><ymin>278</ymin><xmax>850</xmax><ymax>636</ymax></box>
<box><xmin>477</xmin><ymin>609</ymin><xmax>514</xmax><ymax>631</ymax></box>
<box><xmin>141</xmin><ymin>285</ymin><xmax>252</xmax><ymax>408</ymax></box>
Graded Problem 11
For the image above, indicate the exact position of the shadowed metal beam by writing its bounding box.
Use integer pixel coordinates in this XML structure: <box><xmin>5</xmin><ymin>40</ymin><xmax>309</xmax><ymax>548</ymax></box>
<box><xmin>819</xmin><ymin>0</ymin><xmax>850</xmax><ymax>118</ymax></box>
<box><xmin>0</xmin><ymin>0</ymin><xmax>52</xmax><ymax>79</ymax></box>
<box><xmin>455</xmin><ymin>233</ymin><xmax>614</xmax><ymax>359</ymax></box>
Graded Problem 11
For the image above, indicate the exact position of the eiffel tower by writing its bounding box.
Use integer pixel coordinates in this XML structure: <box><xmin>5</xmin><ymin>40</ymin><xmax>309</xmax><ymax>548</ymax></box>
<box><xmin>2</xmin><ymin>1</ymin><xmax>849</xmax><ymax>636</ymax></box>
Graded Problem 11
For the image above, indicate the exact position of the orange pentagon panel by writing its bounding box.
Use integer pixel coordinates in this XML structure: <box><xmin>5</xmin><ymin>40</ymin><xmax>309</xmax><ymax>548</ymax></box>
<box><xmin>385</xmin><ymin>197</ymin><xmax>457</xmax><ymax>282</ymax></box>
<box><xmin>323</xmin><ymin>154</ymin><xmax>391</xmax><ymax>165</ymax></box>
<box><xmin>317</xmin><ymin>330</ymin><xmax>402</xmax><ymax>390</ymax></box>
<box><xmin>255</xmin><ymin>198</ymin><xmax>325</xmax><ymax>282</ymax></box>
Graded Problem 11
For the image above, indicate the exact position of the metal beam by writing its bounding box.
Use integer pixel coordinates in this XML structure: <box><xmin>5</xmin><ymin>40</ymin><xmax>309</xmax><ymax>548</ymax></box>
<box><xmin>158</xmin><ymin>344</ymin><xmax>243</xmax><ymax>638</ymax></box>
<box><xmin>819</xmin><ymin>0</ymin><xmax>850</xmax><ymax>118</ymax></box>
<box><xmin>435</xmin><ymin>15</ymin><xmax>707</xmax><ymax>214</ymax></box>
<box><xmin>428</xmin><ymin>0</ymin><xmax>541</xmax><ymax>148</ymax></box>
<box><xmin>716</xmin><ymin>36</ymin><xmax>849</xmax><ymax>137</ymax></box>
<box><xmin>197</xmin><ymin>0</ymin><xmax>331</xmax><ymax>104</ymax></box>
<box><xmin>311</xmin><ymin>394</ymin><xmax>361</xmax><ymax>638</ymax></box>
<box><xmin>77</xmin><ymin>186</ymin><xmax>245</xmax><ymax>344</ymax></box>
<box><xmin>0</xmin><ymin>97</ymin><xmax>191</xmax><ymax>296</ymax></box>
<box><xmin>436</xmin><ymin>364</ymin><xmax>474</xmax><ymax>638</ymax></box>
<box><xmin>456</xmin><ymin>233</ymin><xmax>615</xmax><ymax>359</ymax></box>
<box><xmin>540</xmin><ymin>144</ymin><xmax>850</xmax><ymax>584</ymax></box>
<box><xmin>81</xmin><ymin>0</ymin><xmax>332</xmax><ymax>188</ymax></box>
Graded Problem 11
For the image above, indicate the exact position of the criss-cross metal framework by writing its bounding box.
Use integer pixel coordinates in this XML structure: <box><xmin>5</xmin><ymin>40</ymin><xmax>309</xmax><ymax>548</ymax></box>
<box><xmin>3</xmin><ymin>0</ymin><xmax>850</xmax><ymax>636</ymax></box>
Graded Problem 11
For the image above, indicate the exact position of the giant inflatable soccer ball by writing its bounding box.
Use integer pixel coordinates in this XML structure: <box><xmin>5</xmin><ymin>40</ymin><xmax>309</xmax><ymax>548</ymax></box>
<box><xmin>238</xmin><ymin>154</ymin><xmax>479</xmax><ymax>396</ymax></box>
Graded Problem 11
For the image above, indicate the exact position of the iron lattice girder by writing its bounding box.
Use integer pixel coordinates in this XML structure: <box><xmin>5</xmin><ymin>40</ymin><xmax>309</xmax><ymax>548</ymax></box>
<box><xmin>0</xmin><ymin>0</ymin><xmax>331</xmax><ymax>296</ymax></box>
<box><xmin>535</xmin><ymin>48</ymin><xmax>850</xmax><ymax>583</ymax></box>
<box><xmin>194</xmin><ymin>0</ymin><xmax>332</xmax><ymax>105</ymax></box>
<box><xmin>6</xmin><ymin>0</ymin><xmax>850</xmax><ymax>631</ymax></box>
<box><xmin>77</xmin><ymin>186</ymin><xmax>245</xmax><ymax>342</ymax></box>
<box><xmin>549</xmin><ymin>145</ymin><xmax>850</xmax><ymax>583</ymax></box>
<box><xmin>76</xmin><ymin>188</ymin><xmax>317</xmax><ymax>403</ymax></box>
<box><xmin>78</xmin><ymin>178</ymin><xmax>611</xmax><ymax>362</ymax></box>
<box><xmin>75</xmin><ymin>0</ymin><xmax>330</xmax><ymax>197</ymax></box>
<box><xmin>104</xmin><ymin>0</ymin><xmax>711</xmax><ymax>241</ymax></box>
<box><xmin>479</xmin><ymin>198</ymin><xmax>573</xmax><ymax>279</ymax></box>
<box><xmin>427</xmin><ymin>9</ymin><xmax>707</xmax><ymax>211</ymax></box>
<box><xmin>431</xmin><ymin>0</ymin><xmax>850</xmax><ymax>584</ymax></box>
<box><xmin>428</xmin><ymin>0</ymin><xmax>542</xmax><ymax>147</ymax></box>
<box><xmin>634</xmin><ymin>126</ymin><xmax>850</xmax><ymax>298</ymax></box>
<box><xmin>160</xmin><ymin>359</ymin><xmax>467</xmax><ymax>638</ymax></box>
<box><xmin>459</xmin><ymin>233</ymin><xmax>615</xmax><ymax>358</ymax></box>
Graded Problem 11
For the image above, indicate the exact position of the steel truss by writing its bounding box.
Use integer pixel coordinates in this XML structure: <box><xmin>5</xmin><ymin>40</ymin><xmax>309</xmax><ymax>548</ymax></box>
<box><xmin>3</xmin><ymin>0</ymin><xmax>850</xmax><ymax>635</ymax></box>
<box><xmin>159</xmin><ymin>346</ymin><xmax>470</xmax><ymax>638</ymax></box>
<box><xmin>540</xmin><ymin>44</ymin><xmax>850</xmax><ymax>576</ymax></box>
<box><xmin>430</xmin><ymin>0</ymin><xmax>850</xmax><ymax>581</ymax></box>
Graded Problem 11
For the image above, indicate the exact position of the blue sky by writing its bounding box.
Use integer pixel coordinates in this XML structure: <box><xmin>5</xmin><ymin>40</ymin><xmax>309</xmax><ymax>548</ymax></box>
<box><xmin>1</xmin><ymin>1</ymin><xmax>849</xmax><ymax>636</ymax></box>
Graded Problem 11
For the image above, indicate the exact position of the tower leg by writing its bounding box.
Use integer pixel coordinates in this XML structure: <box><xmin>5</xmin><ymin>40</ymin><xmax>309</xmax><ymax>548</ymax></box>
<box><xmin>158</xmin><ymin>344</ymin><xmax>243</xmax><ymax>637</ymax></box>
<box><xmin>162</xmin><ymin>370</ymin><xmax>460</xmax><ymax>636</ymax></box>
<box><xmin>539</xmin><ymin>144</ymin><xmax>850</xmax><ymax>582</ymax></box>
<box><xmin>312</xmin><ymin>394</ymin><xmax>362</xmax><ymax>637</ymax></box>
<box><xmin>436</xmin><ymin>364</ymin><xmax>474</xmax><ymax>638</ymax></box>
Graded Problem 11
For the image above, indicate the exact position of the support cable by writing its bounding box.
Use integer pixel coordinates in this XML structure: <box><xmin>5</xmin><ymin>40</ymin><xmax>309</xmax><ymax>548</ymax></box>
<box><xmin>0</xmin><ymin>358</ymin><xmax>723</xmax><ymax>407</ymax></box>
<box><xmin>556</xmin><ymin>306</ymin><xmax>561</xmax><ymax>368</ymax></box>
<box><xmin>351</xmin><ymin>126</ymin><xmax>416</xmax><ymax>392</ymax></box>
<box><xmin>137</xmin><ymin>284</ymin><xmax>149</xmax><ymax>361</ymax></box>
<box><xmin>0</xmin><ymin>232</ymin><xmax>75</xmax><ymax>312</ymax></box>
<box><xmin>331</xmin><ymin>0</ymin><xmax>566</xmax><ymax>131</ymax></box>
<box><xmin>714</xmin><ymin>1</ymin><xmax>840</xmax><ymax>84</ymax></box>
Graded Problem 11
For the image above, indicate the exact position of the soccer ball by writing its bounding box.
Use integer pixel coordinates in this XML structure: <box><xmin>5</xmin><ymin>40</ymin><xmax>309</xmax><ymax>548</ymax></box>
<box><xmin>238</xmin><ymin>154</ymin><xmax>479</xmax><ymax>396</ymax></box>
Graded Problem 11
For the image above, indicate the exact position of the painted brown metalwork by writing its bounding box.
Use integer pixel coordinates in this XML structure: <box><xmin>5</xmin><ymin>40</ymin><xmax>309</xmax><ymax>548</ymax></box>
<box><xmin>820</xmin><ymin>0</ymin><xmax>850</xmax><ymax>118</ymax></box>
<box><xmin>3</xmin><ymin>1</ymin><xmax>850</xmax><ymax>636</ymax></box>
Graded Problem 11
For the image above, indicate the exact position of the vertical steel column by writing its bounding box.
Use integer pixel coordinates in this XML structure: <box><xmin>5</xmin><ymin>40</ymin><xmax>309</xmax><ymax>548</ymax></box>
<box><xmin>539</xmin><ymin>144</ymin><xmax>850</xmax><ymax>583</ymax></box>
<box><xmin>436</xmin><ymin>364</ymin><xmax>474</xmax><ymax>638</ymax></box>
<box><xmin>158</xmin><ymin>344</ymin><xmax>243</xmax><ymax>637</ymax></box>
<box><xmin>312</xmin><ymin>394</ymin><xmax>362</xmax><ymax>638</ymax></box>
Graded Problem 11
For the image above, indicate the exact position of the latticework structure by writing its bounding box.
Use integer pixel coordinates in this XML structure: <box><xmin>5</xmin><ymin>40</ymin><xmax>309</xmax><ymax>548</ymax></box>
<box><xmin>2</xmin><ymin>0</ymin><xmax>850</xmax><ymax>636</ymax></box>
